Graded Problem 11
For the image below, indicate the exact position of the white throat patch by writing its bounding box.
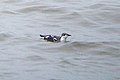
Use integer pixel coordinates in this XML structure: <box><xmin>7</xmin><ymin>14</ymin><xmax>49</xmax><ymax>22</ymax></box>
<box><xmin>60</xmin><ymin>35</ymin><xmax>68</xmax><ymax>42</ymax></box>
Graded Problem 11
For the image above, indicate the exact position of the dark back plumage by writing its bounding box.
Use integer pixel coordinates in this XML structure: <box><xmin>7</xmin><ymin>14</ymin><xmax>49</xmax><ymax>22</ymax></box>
<box><xmin>40</xmin><ymin>35</ymin><xmax>60</xmax><ymax>42</ymax></box>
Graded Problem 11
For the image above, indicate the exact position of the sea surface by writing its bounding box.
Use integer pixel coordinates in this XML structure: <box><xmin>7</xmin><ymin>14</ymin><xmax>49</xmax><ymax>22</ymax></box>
<box><xmin>0</xmin><ymin>0</ymin><xmax>120</xmax><ymax>80</ymax></box>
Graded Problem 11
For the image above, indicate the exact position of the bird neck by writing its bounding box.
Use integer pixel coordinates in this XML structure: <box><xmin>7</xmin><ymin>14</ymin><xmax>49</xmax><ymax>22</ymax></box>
<box><xmin>60</xmin><ymin>36</ymin><xmax>67</xmax><ymax>42</ymax></box>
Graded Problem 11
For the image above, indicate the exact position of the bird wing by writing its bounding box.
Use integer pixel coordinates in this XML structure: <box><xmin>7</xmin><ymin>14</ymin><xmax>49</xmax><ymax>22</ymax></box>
<box><xmin>40</xmin><ymin>34</ymin><xmax>61</xmax><ymax>42</ymax></box>
<box><xmin>53</xmin><ymin>36</ymin><xmax>61</xmax><ymax>42</ymax></box>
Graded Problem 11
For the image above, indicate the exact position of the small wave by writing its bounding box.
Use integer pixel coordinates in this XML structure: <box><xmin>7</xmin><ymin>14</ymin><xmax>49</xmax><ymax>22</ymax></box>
<box><xmin>59</xmin><ymin>12</ymin><xmax>82</xmax><ymax>20</ymax></box>
<box><xmin>41</xmin><ymin>7</ymin><xmax>66</xmax><ymax>14</ymax></box>
<box><xmin>87</xmin><ymin>3</ymin><xmax>106</xmax><ymax>9</ymax></box>
<box><xmin>99</xmin><ymin>27</ymin><xmax>120</xmax><ymax>34</ymax></box>
<box><xmin>44</xmin><ymin>41</ymin><xmax>120</xmax><ymax>55</ymax></box>
<box><xmin>16</xmin><ymin>5</ymin><xmax>48</xmax><ymax>13</ymax></box>
<box><xmin>0</xmin><ymin>33</ymin><xmax>12</xmax><ymax>42</ymax></box>
<box><xmin>45</xmin><ymin>41</ymin><xmax>102</xmax><ymax>53</ymax></box>
<box><xmin>3</xmin><ymin>0</ymin><xmax>21</xmax><ymax>3</ymax></box>
<box><xmin>61</xmin><ymin>41</ymin><xmax>102</xmax><ymax>49</ymax></box>
<box><xmin>1</xmin><ymin>10</ymin><xmax>18</xmax><ymax>15</ymax></box>
<box><xmin>17</xmin><ymin>5</ymin><xmax>66</xmax><ymax>14</ymax></box>
<box><xmin>25</xmin><ymin>55</ymin><xmax>45</xmax><ymax>61</ymax></box>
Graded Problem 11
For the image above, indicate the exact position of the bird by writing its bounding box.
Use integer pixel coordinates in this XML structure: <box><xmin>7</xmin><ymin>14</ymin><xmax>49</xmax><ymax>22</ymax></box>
<box><xmin>40</xmin><ymin>33</ymin><xmax>71</xmax><ymax>42</ymax></box>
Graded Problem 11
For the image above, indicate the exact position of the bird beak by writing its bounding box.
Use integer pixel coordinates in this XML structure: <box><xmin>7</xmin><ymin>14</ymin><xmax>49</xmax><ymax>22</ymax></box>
<box><xmin>67</xmin><ymin>34</ymin><xmax>71</xmax><ymax>36</ymax></box>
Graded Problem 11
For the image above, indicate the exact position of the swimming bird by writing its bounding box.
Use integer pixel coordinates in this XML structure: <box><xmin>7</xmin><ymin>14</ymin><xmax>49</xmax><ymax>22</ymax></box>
<box><xmin>40</xmin><ymin>33</ymin><xmax>71</xmax><ymax>42</ymax></box>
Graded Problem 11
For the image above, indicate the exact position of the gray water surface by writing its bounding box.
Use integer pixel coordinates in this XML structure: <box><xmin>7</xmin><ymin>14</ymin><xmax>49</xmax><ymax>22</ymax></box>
<box><xmin>0</xmin><ymin>0</ymin><xmax>120</xmax><ymax>80</ymax></box>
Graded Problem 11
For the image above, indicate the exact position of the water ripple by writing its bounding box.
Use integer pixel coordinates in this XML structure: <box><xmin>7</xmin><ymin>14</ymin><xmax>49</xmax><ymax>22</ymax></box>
<box><xmin>0</xmin><ymin>33</ymin><xmax>12</xmax><ymax>42</ymax></box>
<box><xmin>0</xmin><ymin>0</ymin><xmax>120</xmax><ymax>80</ymax></box>
<box><xmin>16</xmin><ymin>5</ymin><xmax>67</xmax><ymax>14</ymax></box>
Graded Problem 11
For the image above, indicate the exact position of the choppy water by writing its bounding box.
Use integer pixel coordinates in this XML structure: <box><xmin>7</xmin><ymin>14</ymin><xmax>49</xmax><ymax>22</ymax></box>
<box><xmin>0</xmin><ymin>0</ymin><xmax>120</xmax><ymax>80</ymax></box>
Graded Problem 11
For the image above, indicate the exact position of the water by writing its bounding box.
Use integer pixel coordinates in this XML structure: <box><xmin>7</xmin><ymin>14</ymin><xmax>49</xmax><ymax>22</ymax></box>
<box><xmin>0</xmin><ymin>0</ymin><xmax>120</xmax><ymax>80</ymax></box>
